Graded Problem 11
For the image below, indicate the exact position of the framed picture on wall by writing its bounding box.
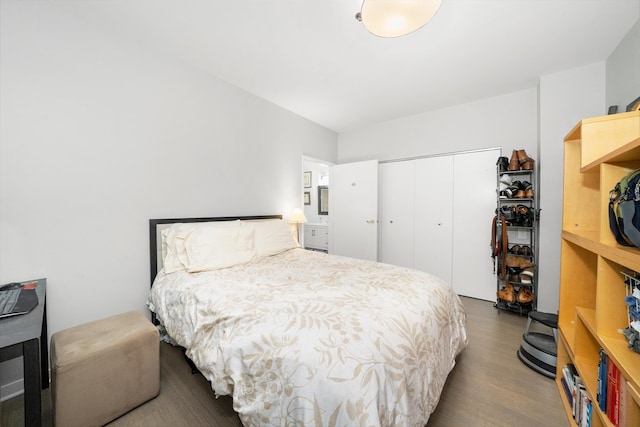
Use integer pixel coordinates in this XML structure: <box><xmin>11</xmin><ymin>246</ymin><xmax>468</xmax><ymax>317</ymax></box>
<box><xmin>304</xmin><ymin>171</ymin><xmax>312</xmax><ymax>188</ymax></box>
<box><xmin>304</xmin><ymin>192</ymin><xmax>311</xmax><ymax>205</ymax></box>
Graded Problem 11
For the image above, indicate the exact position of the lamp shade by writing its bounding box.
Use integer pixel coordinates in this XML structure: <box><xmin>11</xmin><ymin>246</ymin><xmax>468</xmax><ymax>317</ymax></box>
<box><xmin>360</xmin><ymin>0</ymin><xmax>442</xmax><ymax>38</ymax></box>
<box><xmin>290</xmin><ymin>208</ymin><xmax>308</xmax><ymax>224</ymax></box>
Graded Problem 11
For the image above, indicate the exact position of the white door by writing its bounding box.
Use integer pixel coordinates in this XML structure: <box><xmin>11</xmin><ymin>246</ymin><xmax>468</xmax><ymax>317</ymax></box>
<box><xmin>379</xmin><ymin>162</ymin><xmax>415</xmax><ymax>267</ymax></box>
<box><xmin>451</xmin><ymin>149</ymin><xmax>499</xmax><ymax>300</ymax></box>
<box><xmin>413</xmin><ymin>156</ymin><xmax>454</xmax><ymax>285</ymax></box>
<box><xmin>329</xmin><ymin>160</ymin><xmax>379</xmax><ymax>261</ymax></box>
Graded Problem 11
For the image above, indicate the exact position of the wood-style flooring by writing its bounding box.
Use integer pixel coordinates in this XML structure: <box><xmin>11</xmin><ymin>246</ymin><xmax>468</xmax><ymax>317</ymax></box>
<box><xmin>0</xmin><ymin>296</ymin><xmax>568</xmax><ymax>426</ymax></box>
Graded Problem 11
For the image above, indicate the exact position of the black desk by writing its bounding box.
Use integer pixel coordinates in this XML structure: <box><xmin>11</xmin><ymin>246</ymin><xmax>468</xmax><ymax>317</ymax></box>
<box><xmin>0</xmin><ymin>278</ymin><xmax>48</xmax><ymax>427</ymax></box>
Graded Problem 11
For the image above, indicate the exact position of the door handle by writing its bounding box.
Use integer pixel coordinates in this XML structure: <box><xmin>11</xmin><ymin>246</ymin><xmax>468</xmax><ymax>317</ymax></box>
<box><xmin>366</xmin><ymin>220</ymin><xmax>376</xmax><ymax>224</ymax></box>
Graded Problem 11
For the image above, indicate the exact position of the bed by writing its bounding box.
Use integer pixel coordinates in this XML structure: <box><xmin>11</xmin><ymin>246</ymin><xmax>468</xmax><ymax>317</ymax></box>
<box><xmin>147</xmin><ymin>215</ymin><xmax>468</xmax><ymax>427</ymax></box>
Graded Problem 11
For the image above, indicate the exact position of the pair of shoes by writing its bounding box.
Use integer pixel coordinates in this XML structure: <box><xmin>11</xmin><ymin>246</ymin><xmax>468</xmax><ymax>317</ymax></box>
<box><xmin>497</xmin><ymin>283</ymin><xmax>516</xmax><ymax>303</ymax></box>
<box><xmin>500</xmin><ymin>204</ymin><xmax>534</xmax><ymax>226</ymax></box>
<box><xmin>507</xmin><ymin>149</ymin><xmax>535</xmax><ymax>171</ymax></box>
<box><xmin>506</xmin><ymin>255</ymin><xmax>534</xmax><ymax>269</ymax></box>
<box><xmin>517</xmin><ymin>287</ymin><xmax>534</xmax><ymax>303</ymax></box>
<box><xmin>508</xmin><ymin>245</ymin><xmax>532</xmax><ymax>256</ymax></box>
<box><xmin>503</xmin><ymin>181</ymin><xmax>534</xmax><ymax>199</ymax></box>
<box><xmin>517</xmin><ymin>149</ymin><xmax>535</xmax><ymax>170</ymax></box>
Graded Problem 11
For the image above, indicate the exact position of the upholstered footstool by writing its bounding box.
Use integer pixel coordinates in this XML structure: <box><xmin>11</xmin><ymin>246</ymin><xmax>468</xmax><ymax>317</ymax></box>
<box><xmin>50</xmin><ymin>311</ymin><xmax>160</xmax><ymax>427</ymax></box>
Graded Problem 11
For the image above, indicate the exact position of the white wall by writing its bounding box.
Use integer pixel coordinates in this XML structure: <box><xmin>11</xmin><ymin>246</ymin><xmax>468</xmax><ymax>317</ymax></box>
<box><xmin>606</xmin><ymin>17</ymin><xmax>640</xmax><ymax>112</ymax></box>
<box><xmin>0</xmin><ymin>1</ymin><xmax>337</xmax><ymax>396</ymax></box>
<box><xmin>338</xmin><ymin>88</ymin><xmax>538</xmax><ymax>163</ymax></box>
<box><xmin>537</xmin><ymin>63</ymin><xmax>606</xmax><ymax>313</ymax></box>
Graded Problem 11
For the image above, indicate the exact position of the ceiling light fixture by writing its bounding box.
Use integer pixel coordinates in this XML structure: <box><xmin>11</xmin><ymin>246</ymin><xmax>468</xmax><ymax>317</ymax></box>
<box><xmin>356</xmin><ymin>0</ymin><xmax>442</xmax><ymax>38</ymax></box>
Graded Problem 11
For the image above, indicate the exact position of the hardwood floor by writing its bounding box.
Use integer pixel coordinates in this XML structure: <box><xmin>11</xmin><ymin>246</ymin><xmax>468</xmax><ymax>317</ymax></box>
<box><xmin>1</xmin><ymin>297</ymin><xmax>568</xmax><ymax>427</ymax></box>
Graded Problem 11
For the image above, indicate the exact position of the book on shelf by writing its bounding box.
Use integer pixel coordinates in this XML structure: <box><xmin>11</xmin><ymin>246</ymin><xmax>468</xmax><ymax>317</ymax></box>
<box><xmin>580</xmin><ymin>393</ymin><xmax>592</xmax><ymax>427</ymax></box>
<box><xmin>607</xmin><ymin>357</ymin><xmax>620</xmax><ymax>426</ymax></box>
<box><xmin>561</xmin><ymin>376</ymin><xmax>573</xmax><ymax>408</ymax></box>
<box><xmin>598</xmin><ymin>349</ymin><xmax>608</xmax><ymax>412</ymax></box>
<box><xmin>619</xmin><ymin>377</ymin><xmax>628</xmax><ymax>427</ymax></box>
<box><xmin>574</xmin><ymin>375</ymin><xmax>585</xmax><ymax>422</ymax></box>
<box><xmin>561</xmin><ymin>363</ymin><xmax>576</xmax><ymax>407</ymax></box>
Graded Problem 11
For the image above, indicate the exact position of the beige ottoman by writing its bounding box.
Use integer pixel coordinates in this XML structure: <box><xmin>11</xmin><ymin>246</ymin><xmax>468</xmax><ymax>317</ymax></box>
<box><xmin>50</xmin><ymin>311</ymin><xmax>160</xmax><ymax>427</ymax></box>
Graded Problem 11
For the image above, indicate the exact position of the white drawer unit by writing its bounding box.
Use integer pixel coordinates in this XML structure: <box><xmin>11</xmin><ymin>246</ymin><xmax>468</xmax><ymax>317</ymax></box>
<box><xmin>304</xmin><ymin>224</ymin><xmax>328</xmax><ymax>251</ymax></box>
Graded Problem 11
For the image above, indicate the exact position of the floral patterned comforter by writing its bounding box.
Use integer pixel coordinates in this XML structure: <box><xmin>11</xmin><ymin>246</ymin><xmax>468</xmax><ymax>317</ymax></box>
<box><xmin>148</xmin><ymin>248</ymin><xmax>468</xmax><ymax>427</ymax></box>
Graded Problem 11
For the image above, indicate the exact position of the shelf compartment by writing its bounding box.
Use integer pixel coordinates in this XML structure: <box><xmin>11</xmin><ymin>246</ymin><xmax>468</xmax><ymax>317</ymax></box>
<box><xmin>578</xmin><ymin>111</ymin><xmax>640</xmax><ymax>172</ymax></box>
<box><xmin>559</xmin><ymin>240</ymin><xmax>597</xmax><ymax>327</ymax></box>
<box><xmin>596</xmin><ymin>258</ymin><xmax>631</xmax><ymax>339</ymax></box>
<box><xmin>563</xmin><ymin>139</ymin><xmax>600</xmax><ymax>235</ymax></box>
<box><xmin>574</xmin><ymin>310</ymin><xmax>602</xmax><ymax>424</ymax></box>
<box><xmin>562</xmin><ymin>230</ymin><xmax>640</xmax><ymax>275</ymax></box>
<box><xmin>558</xmin><ymin>323</ymin><xmax>576</xmax><ymax>359</ymax></box>
<box><xmin>600</xmin><ymin>162</ymin><xmax>640</xmax><ymax>245</ymax></box>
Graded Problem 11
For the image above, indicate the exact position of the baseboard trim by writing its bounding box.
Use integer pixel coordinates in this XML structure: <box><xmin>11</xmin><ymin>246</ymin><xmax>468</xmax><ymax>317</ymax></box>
<box><xmin>1</xmin><ymin>379</ymin><xmax>24</xmax><ymax>402</ymax></box>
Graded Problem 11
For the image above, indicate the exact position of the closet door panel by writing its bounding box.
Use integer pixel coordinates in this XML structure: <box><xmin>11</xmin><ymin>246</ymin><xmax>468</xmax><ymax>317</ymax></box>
<box><xmin>379</xmin><ymin>162</ymin><xmax>415</xmax><ymax>267</ymax></box>
<box><xmin>451</xmin><ymin>149</ymin><xmax>499</xmax><ymax>300</ymax></box>
<box><xmin>413</xmin><ymin>156</ymin><xmax>454</xmax><ymax>285</ymax></box>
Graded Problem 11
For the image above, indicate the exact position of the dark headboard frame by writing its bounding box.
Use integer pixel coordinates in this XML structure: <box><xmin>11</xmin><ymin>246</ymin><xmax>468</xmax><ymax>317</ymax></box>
<box><xmin>148</xmin><ymin>215</ymin><xmax>282</xmax><ymax>287</ymax></box>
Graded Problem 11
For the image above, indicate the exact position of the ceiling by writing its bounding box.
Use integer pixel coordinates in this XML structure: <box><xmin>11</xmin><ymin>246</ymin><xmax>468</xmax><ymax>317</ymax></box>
<box><xmin>63</xmin><ymin>0</ymin><xmax>638</xmax><ymax>133</ymax></box>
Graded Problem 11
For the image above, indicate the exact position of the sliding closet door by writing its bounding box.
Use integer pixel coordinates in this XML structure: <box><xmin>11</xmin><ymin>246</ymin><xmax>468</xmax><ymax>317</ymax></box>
<box><xmin>413</xmin><ymin>156</ymin><xmax>454</xmax><ymax>285</ymax></box>
<box><xmin>451</xmin><ymin>149</ymin><xmax>499</xmax><ymax>300</ymax></box>
<box><xmin>379</xmin><ymin>162</ymin><xmax>415</xmax><ymax>267</ymax></box>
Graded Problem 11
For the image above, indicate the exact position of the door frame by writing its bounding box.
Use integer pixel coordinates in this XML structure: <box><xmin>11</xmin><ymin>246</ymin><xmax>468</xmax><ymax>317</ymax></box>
<box><xmin>301</xmin><ymin>155</ymin><xmax>335</xmax><ymax>247</ymax></box>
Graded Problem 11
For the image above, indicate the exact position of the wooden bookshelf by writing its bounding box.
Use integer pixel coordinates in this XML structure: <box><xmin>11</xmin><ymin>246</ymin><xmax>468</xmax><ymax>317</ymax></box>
<box><xmin>557</xmin><ymin>111</ymin><xmax>640</xmax><ymax>427</ymax></box>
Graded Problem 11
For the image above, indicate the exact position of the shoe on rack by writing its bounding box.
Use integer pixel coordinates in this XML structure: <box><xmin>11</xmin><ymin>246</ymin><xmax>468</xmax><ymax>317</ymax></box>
<box><xmin>524</xmin><ymin>188</ymin><xmax>534</xmax><ymax>199</ymax></box>
<box><xmin>497</xmin><ymin>283</ymin><xmax>516</xmax><ymax>303</ymax></box>
<box><xmin>520</xmin><ymin>181</ymin><xmax>534</xmax><ymax>199</ymax></box>
<box><xmin>508</xmin><ymin>245</ymin><xmax>521</xmax><ymax>254</ymax></box>
<box><xmin>499</xmin><ymin>174</ymin><xmax>512</xmax><ymax>185</ymax></box>
<box><xmin>506</xmin><ymin>266</ymin><xmax>521</xmax><ymax>282</ymax></box>
<box><xmin>508</xmin><ymin>150</ymin><xmax>520</xmax><ymax>171</ymax></box>
<box><xmin>510</xmin><ymin>180</ymin><xmax>525</xmax><ymax>198</ymax></box>
<box><xmin>500</xmin><ymin>205</ymin><xmax>514</xmax><ymax>223</ymax></box>
<box><xmin>517</xmin><ymin>149</ymin><xmax>535</xmax><ymax>170</ymax></box>
<box><xmin>497</xmin><ymin>156</ymin><xmax>509</xmax><ymax>172</ymax></box>
<box><xmin>519</xmin><ymin>245</ymin><xmax>532</xmax><ymax>256</ymax></box>
<box><xmin>506</xmin><ymin>255</ymin><xmax>534</xmax><ymax>269</ymax></box>
<box><xmin>517</xmin><ymin>287</ymin><xmax>534</xmax><ymax>303</ymax></box>
<box><xmin>520</xmin><ymin>268</ymin><xmax>533</xmax><ymax>284</ymax></box>
<box><xmin>504</xmin><ymin>185</ymin><xmax>520</xmax><ymax>199</ymax></box>
<box><xmin>517</xmin><ymin>205</ymin><xmax>534</xmax><ymax>227</ymax></box>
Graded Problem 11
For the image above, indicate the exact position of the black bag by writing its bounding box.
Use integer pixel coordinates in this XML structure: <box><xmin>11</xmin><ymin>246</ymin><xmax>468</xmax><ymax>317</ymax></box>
<box><xmin>609</xmin><ymin>169</ymin><xmax>640</xmax><ymax>247</ymax></box>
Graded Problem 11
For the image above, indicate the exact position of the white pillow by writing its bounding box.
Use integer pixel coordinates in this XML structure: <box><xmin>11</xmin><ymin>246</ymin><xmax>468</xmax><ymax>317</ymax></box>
<box><xmin>183</xmin><ymin>223</ymin><xmax>256</xmax><ymax>272</ymax></box>
<box><xmin>161</xmin><ymin>225</ymin><xmax>185</xmax><ymax>274</ymax></box>
<box><xmin>248</xmin><ymin>219</ymin><xmax>300</xmax><ymax>257</ymax></box>
<box><xmin>161</xmin><ymin>220</ymin><xmax>241</xmax><ymax>273</ymax></box>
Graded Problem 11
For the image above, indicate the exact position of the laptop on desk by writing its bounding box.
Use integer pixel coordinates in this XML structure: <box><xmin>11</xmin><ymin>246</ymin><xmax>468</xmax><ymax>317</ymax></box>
<box><xmin>0</xmin><ymin>281</ymin><xmax>39</xmax><ymax>319</ymax></box>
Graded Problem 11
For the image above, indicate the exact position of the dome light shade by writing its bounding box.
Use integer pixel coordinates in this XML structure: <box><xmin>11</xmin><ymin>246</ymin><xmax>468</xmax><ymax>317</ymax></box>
<box><xmin>360</xmin><ymin>0</ymin><xmax>442</xmax><ymax>38</ymax></box>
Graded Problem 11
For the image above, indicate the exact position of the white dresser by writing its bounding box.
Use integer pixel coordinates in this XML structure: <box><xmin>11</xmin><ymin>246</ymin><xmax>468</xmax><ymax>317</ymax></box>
<box><xmin>303</xmin><ymin>224</ymin><xmax>328</xmax><ymax>252</ymax></box>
